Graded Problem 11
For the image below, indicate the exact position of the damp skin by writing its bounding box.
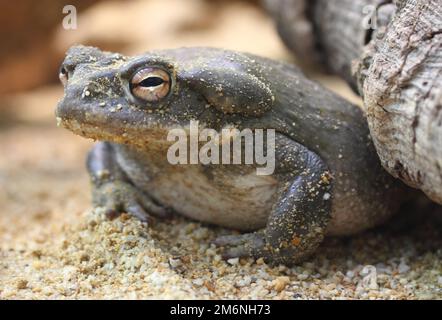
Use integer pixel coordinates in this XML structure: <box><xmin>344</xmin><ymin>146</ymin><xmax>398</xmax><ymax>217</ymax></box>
<box><xmin>56</xmin><ymin>45</ymin><xmax>404</xmax><ymax>265</ymax></box>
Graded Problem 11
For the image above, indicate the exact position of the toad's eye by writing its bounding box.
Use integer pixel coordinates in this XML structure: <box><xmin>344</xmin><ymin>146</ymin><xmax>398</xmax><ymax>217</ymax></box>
<box><xmin>59</xmin><ymin>66</ymin><xmax>68</xmax><ymax>86</ymax></box>
<box><xmin>130</xmin><ymin>67</ymin><xmax>171</xmax><ymax>102</ymax></box>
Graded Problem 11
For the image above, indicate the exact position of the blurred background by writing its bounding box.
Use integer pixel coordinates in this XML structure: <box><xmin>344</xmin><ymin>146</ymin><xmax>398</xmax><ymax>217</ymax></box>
<box><xmin>1</xmin><ymin>0</ymin><xmax>290</xmax><ymax>95</ymax></box>
<box><xmin>0</xmin><ymin>0</ymin><xmax>362</xmax><ymax>96</ymax></box>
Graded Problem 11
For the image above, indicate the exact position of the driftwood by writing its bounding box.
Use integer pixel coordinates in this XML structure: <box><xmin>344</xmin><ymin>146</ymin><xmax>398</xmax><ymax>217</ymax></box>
<box><xmin>264</xmin><ymin>0</ymin><xmax>442</xmax><ymax>204</ymax></box>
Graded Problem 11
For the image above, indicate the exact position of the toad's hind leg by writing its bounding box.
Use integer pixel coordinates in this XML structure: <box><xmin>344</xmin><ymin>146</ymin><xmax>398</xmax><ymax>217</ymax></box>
<box><xmin>214</xmin><ymin>134</ymin><xmax>332</xmax><ymax>265</ymax></box>
<box><xmin>87</xmin><ymin>142</ymin><xmax>171</xmax><ymax>222</ymax></box>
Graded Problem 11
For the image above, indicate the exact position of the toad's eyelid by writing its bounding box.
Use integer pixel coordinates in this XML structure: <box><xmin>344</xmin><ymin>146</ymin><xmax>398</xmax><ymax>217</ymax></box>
<box><xmin>119</xmin><ymin>57</ymin><xmax>174</xmax><ymax>80</ymax></box>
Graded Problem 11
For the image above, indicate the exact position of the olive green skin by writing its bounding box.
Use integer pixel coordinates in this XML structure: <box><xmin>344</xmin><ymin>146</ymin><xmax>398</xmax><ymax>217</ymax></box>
<box><xmin>56</xmin><ymin>46</ymin><xmax>404</xmax><ymax>265</ymax></box>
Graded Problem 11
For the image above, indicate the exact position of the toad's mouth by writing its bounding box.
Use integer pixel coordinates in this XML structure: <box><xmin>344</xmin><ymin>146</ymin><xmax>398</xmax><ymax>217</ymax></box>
<box><xmin>56</xmin><ymin>113</ymin><xmax>178</xmax><ymax>150</ymax></box>
<box><xmin>55</xmin><ymin>102</ymin><xmax>180</xmax><ymax>152</ymax></box>
<box><xmin>55</xmin><ymin>92</ymin><xmax>186</xmax><ymax>148</ymax></box>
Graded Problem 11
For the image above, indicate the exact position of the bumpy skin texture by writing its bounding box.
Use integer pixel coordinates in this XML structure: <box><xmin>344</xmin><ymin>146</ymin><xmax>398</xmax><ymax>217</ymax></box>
<box><xmin>56</xmin><ymin>46</ymin><xmax>404</xmax><ymax>265</ymax></box>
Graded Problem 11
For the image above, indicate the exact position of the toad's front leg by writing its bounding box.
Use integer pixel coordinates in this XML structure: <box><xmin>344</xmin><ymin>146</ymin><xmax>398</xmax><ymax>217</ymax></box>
<box><xmin>87</xmin><ymin>142</ymin><xmax>171</xmax><ymax>222</ymax></box>
<box><xmin>215</xmin><ymin>134</ymin><xmax>332</xmax><ymax>265</ymax></box>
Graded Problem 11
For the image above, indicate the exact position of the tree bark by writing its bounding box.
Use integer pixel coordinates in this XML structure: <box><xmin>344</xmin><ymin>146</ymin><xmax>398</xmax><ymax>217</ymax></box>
<box><xmin>264</xmin><ymin>0</ymin><xmax>442</xmax><ymax>204</ymax></box>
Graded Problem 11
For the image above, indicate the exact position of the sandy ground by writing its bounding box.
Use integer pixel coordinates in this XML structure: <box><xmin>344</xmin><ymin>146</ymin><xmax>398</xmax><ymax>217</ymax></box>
<box><xmin>0</xmin><ymin>0</ymin><xmax>441</xmax><ymax>300</ymax></box>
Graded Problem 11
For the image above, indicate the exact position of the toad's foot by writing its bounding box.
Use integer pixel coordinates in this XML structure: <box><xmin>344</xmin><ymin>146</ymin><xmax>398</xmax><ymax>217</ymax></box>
<box><xmin>213</xmin><ymin>231</ymin><xmax>268</xmax><ymax>260</ymax></box>
<box><xmin>87</xmin><ymin>142</ymin><xmax>172</xmax><ymax>223</ymax></box>
<box><xmin>93</xmin><ymin>180</ymin><xmax>171</xmax><ymax>223</ymax></box>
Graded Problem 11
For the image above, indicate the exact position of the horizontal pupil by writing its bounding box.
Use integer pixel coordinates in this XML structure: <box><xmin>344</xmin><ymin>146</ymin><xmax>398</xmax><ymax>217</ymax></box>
<box><xmin>139</xmin><ymin>76</ymin><xmax>164</xmax><ymax>87</ymax></box>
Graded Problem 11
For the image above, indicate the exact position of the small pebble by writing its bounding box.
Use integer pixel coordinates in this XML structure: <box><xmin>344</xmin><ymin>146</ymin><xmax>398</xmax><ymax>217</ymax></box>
<box><xmin>273</xmin><ymin>276</ymin><xmax>290</xmax><ymax>292</ymax></box>
<box><xmin>16</xmin><ymin>279</ymin><xmax>28</xmax><ymax>290</ymax></box>
<box><xmin>398</xmin><ymin>261</ymin><xmax>410</xmax><ymax>274</ymax></box>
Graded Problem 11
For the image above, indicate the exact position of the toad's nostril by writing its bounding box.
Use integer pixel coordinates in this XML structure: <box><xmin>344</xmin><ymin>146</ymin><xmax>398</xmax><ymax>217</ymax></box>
<box><xmin>59</xmin><ymin>66</ymin><xmax>69</xmax><ymax>86</ymax></box>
